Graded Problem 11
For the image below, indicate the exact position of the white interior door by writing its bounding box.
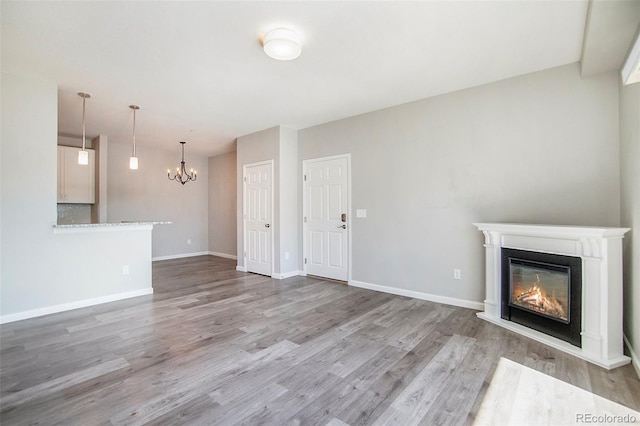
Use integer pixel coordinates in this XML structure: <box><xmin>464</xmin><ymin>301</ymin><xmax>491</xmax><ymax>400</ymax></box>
<box><xmin>244</xmin><ymin>161</ymin><xmax>272</xmax><ymax>276</ymax></box>
<box><xmin>304</xmin><ymin>155</ymin><xmax>349</xmax><ymax>281</ymax></box>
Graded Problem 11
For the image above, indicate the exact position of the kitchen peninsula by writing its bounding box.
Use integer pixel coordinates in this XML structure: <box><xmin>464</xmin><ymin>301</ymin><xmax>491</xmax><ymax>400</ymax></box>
<box><xmin>1</xmin><ymin>221</ymin><xmax>171</xmax><ymax>324</ymax></box>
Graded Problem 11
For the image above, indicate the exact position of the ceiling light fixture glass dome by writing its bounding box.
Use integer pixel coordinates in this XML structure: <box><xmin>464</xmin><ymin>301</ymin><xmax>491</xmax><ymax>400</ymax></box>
<box><xmin>262</xmin><ymin>28</ymin><xmax>302</xmax><ymax>61</ymax></box>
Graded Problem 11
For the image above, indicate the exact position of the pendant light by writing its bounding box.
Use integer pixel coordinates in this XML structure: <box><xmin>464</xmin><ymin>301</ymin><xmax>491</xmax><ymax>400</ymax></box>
<box><xmin>167</xmin><ymin>141</ymin><xmax>197</xmax><ymax>185</ymax></box>
<box><xmin>129</xmin><ymin>105</ymin><xmax>140</xmax><ymax>170</ymax></box>
<box><xmin>77</xmin><ymin>92</ymin><xmax>91</xmax><ymax>165</ymax></box>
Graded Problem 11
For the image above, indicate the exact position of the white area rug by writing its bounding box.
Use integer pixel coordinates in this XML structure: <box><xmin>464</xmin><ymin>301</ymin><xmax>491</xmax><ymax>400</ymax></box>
<box><xmin>474</xmin><ymin>357</ymin><xmax>640</xmax><ymax>426</ymax></box>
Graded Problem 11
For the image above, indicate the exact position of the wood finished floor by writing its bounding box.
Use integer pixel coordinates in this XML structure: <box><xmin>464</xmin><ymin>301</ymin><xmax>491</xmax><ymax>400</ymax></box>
<box><xmin>1</xmin><ymin>255</ymin><xmax>639</xmax><ymax>425</ymax></box>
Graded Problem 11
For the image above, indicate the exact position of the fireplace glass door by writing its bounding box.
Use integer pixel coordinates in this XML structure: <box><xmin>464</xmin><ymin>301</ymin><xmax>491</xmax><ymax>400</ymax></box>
<box><xmin>501</xmin><ymin>248</ymin><xmax>582</xmax><ymax>347</ymax></box>
<box><xmin>509</xmin><ymin>259</ymin><xmax>570</xmax><ymax>324</ymax></box>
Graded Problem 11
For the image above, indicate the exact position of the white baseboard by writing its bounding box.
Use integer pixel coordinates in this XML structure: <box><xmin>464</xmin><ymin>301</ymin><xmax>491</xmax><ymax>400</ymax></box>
<box><xmin>153</xmin><ymin>251</ymin><xmax>238</xmax><ymax>261</ymax></box>
<box><xmin>235</xmin><ymin>268</ymin><xmax>304</xmax><ymax>279</ymax></box>
<box><xmin>152</xmin><ymin>251</ymin><xmax>210</xmax><ymax>261</ymax></box>
<box><xmin>272</xmin><ymin>270</ymin><xmax>304</xmax><ymax>280</ymax></box>
<box><xmin>208</xmin><ymin>251</ymin><xmax>237</xmax><ymax>260</ymax></box>
<box><xmin>349</xmin><ymin>279</ymin><xmax>484</xmax><ymax>311</ymax></box>
<box><xmin>624</xmin><ymin>335</ymin><xmax>640</xmax><ymax>378</ymax></box>
<box><xmin>0</xmin><ymin>288</ymin><xmax>154</xmax><ymax>324</ymax></box>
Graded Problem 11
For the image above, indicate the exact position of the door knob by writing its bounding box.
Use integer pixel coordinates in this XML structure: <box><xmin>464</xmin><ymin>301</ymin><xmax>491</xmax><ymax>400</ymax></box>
<box><xmin>265</xmin><ymin>224</ymin><xmax>270</xmax><ymax>228</ymax></box>
<box><xmin>338</xmin><ymin>224</ymin><xmax>346</xmax><ymax>229</ymax></box>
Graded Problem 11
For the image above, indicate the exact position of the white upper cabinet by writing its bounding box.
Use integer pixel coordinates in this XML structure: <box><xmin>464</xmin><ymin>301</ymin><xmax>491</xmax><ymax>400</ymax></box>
<box><xmin>57</xmin><ymin>146</ymin><xmax>95</xmax><ymax>204</ymax></box>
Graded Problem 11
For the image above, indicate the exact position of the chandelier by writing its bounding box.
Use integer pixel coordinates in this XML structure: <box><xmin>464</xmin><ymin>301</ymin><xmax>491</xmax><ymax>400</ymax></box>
<box><xmin>167</xmin><ymin>141</ymin><xmax>197</xmax><ymax>185</ymax></box>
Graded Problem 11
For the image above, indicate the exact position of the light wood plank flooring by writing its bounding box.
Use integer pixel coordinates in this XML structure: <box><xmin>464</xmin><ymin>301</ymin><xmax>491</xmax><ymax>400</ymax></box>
<box><xmin>475</xmin><ymin>357</ymin><xmax>640</xmax><ymax>425</ymax></box>
<box><xmin>1</xmin><ymin>255</ymin><xmax>639</xmax><ymax>425</ymax></box>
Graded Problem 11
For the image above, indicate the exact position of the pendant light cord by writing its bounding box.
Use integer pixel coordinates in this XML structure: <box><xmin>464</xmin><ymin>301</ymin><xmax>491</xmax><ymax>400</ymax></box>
<box><xmin>77</xmin><ymin>92</ymin><xmax>91</xmax><ymax>151</ymax></box>
<box><xmin>132</xmin><ymin>107</ymin><xmax>136</xmax><ymax>157</ymax></box>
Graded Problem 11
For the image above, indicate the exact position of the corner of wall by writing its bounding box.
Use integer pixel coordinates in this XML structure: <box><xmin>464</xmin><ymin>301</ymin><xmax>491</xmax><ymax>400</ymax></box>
<box><xmin>619</xmin><ymin>76</ymin><xmax>640</xmax><ymax>374</ymax></box>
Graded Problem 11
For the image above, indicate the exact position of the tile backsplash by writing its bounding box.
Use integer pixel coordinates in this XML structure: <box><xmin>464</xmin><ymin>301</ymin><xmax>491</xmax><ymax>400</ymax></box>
<box><xmin>57</xmin><ymin>203</ymin><xmax>92</xmax><ymax>224</ymax></box>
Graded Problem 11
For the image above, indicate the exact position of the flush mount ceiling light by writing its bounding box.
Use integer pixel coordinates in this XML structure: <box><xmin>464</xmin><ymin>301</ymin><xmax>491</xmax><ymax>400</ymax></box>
<box><xmin>77</xmin><ymin>92</ymin><xmax>91</xmax><ymax>165</ymax></box>
<box><xmin>262</xmin><ymin>28</ymin><xmax>302</xmax><ymax>61</ymax></box>
<box><xmin>129</xmin><ymin>105</ymin><xmax>140</xmax><ymax>170</ymax></box>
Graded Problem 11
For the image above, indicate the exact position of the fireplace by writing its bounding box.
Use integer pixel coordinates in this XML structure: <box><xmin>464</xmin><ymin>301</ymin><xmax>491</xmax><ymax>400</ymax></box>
<box><xmin>501</xmin><ymin>248</ymin><xmax>582</xmax><ymax>347</ymax></box>
<box><xmin>473</xmin><ymin>223</ymin><xmax>630</xmax><ymax>369</ymax></box>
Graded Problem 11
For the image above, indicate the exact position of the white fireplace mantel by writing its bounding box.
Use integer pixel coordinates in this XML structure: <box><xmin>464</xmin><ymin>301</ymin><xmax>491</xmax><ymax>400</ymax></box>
<box><xmin>473</xmin><ymin>223</ymin><xmax>631</xmax><ymax>369</ymax></box>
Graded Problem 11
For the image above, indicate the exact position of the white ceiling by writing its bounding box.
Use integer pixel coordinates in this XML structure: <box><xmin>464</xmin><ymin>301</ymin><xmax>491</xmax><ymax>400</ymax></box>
<box><xmin>0</xmin><ymin>1</ymin><xmax>599</xmax><ymax>157</ymax></box>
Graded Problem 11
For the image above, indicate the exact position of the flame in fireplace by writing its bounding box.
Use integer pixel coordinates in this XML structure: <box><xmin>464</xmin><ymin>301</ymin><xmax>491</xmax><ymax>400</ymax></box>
<box><xmin>514</xmin><ymin>274</ymin><xmax>568</xmax><ymax>321</ymax></box>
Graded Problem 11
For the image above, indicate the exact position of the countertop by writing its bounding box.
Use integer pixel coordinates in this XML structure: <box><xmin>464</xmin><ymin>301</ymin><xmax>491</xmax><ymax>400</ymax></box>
<box><xmin>53</xmin><ymin>221</ymin><xmax>172</xmax><ymax>233</ymax></box>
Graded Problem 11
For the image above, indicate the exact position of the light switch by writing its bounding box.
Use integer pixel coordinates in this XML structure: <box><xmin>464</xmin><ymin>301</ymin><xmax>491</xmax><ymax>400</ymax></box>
<box><xmin>356</xmin><ymin>209</ymin><xmax>367</xmax><ymax>218</ymax></box>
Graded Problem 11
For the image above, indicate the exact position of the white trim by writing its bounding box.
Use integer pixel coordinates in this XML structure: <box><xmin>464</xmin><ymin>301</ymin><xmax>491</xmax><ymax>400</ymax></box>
<box><xmin>472</xmin><ymin>222</ymin><xmax>630</xmax><ymax>239</ymax></box>
<box><xmin>349</xmin><ymin>279</ymin><xmax>484</xmax><ymax>311</ymax></box>
<box><xmin>152</xmin><ymin>251</ymin><xmax>210</xmax><ymax>261</ymax></box>
<box><xmin>236</xmin><ymin>265</ymin><xmax>247</xmax><ymax>272</ymax></box>
<box><xmin>624</xmin><ymin>335</ymin><xmax>640</xmax><ymax>378</ymax></box>
<box><xmin>152</xmin><ymin>252</ymin><xmax>238</xmax><ymax>261</ymax></box>
<box><xmin>272</xmin><ymin>270</ymin><xmax>304</xmax><ymax>280</ymax></box>
<box><xmin>208</xmin><ymin>251</ymin><xmax>238</xmax><ymax>260</ymax></box>
<box><xmin>302</xmin><ymin>153</ymin><xmax>352</xmax><ymax>282</ymax></box>
<box><xmin>242</xmin><ymin>160</ymin><xmax>275</xmax><ymax>276</ymax></box>
<box><xmin>0</xmin><ymin>288</ymin><xmax>153</xmax><ymax>324</ymax></box>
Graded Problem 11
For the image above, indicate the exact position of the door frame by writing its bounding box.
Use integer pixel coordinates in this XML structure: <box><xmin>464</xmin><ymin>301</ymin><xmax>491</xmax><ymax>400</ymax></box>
<box><xmin>302</xmin><ymin>153</ymin><xmax>352</xmax><ymax>282</ymax></box>
<box><xmin>242</xmin><ymin>159</ymin><xmax>275</xmax><ymax>277</ymax></box>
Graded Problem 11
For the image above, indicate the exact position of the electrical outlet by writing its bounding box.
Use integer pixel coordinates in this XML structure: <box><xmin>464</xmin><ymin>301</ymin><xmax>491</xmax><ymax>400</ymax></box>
<box><xmin>453</xmin><ymin>269</ymin><xmax>461</xmax><ymax>280</ymax></box>
<box><xmin>123</xmin><ymin>265</ymin><xmax>130</xmax><ymax>275</ymax></box>
<box><xmin>285</xmin><ymin>251</ymin><xmax>290</xmax><ymax>260</ymax></box>
<box><xmin>187</xmin><ymin>239</ymin><xmax>192</xmax><ymax>245</ymax></box>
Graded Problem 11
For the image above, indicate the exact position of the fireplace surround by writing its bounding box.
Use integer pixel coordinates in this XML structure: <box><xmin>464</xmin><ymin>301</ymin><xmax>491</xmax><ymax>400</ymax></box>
<box><xmin>473</xmin><ymin>223</ymin><xmax>630</xmax><ymax>369</ymax></box>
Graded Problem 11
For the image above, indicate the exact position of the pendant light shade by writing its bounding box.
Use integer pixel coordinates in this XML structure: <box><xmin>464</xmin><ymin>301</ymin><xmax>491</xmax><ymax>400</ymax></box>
<box><xmin>129</xmin><ymin>105</ymin><xmax>140</xmax><ymax>170</ymax></box>
<box><xmin>78</xmin><ymin>150</ymin><xmax>89</xmax><ymax>165</ymax></box>
<box><xmin>263</xmin><ymin>28</ymin><xmax>302</xmax><ymax>61</ymax></box>
<box><xmin>77</xmin><ymin>92</ymin><xmax>91</xmax><ymax>165</ymax></box>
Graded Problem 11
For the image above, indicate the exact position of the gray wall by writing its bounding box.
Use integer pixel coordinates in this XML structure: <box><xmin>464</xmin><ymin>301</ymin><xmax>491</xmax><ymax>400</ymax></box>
<box><xmin>107</xmin><ymin>140</ymin><xmax>209</xmax><ymax>258</ymax></box>
<box><xmin>235</xmin><ymin>125</ymin><xmax>300</xmax><ymax>276</ymax></box>
<box><xmin>620</xmin><ymin>78</ymin><xmax>640</xmax><ymax>367</ymax></box>
<box><xmin>208</xmin><ymin>151</ymin><xmax>237</xmax><ymax>257</ymax></box>
<box><xmin>298</xmin><ymin>63</ymin><xmax>621</xmax><ymax>305</ymax></box>
<box><xmin>278</xmin><ymin>127</ymin><xmax>299</xmax><ymax>275</ymax></box>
